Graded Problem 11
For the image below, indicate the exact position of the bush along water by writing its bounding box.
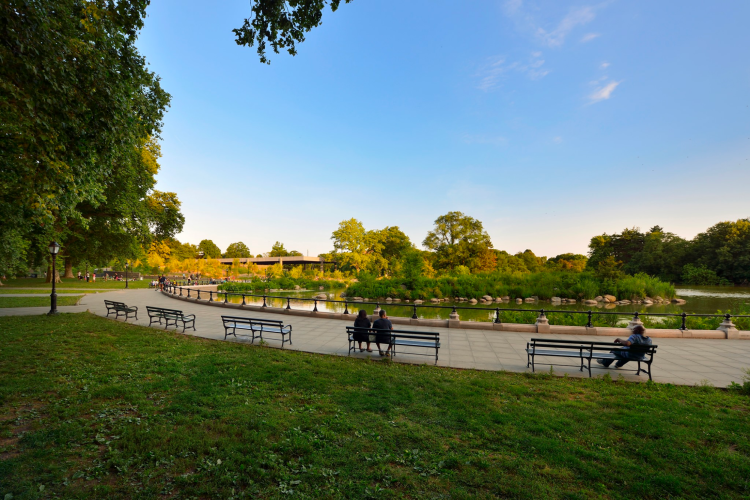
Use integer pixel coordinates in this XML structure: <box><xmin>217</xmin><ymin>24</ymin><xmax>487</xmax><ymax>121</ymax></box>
<box><xmin>219</xmin><ymin>277</ymin><xmax>347</xmax><ymax>293</ymax></box>
<box><xmin>345</xmin><ymin>271</ymin><xmax>676</xmax><ymax>302</ymax></box>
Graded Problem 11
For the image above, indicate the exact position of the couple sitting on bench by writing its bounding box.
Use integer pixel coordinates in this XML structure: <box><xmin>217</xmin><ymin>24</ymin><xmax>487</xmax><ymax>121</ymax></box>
<box><xmin>352</xmin><ymin>309</ymin><xmax>392</xmax><ymax>357</ymax></box>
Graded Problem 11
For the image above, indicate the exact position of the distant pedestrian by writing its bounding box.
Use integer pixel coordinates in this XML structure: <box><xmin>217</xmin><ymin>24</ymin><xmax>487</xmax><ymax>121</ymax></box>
<box><xmin>372</xmin><ymin>309</ymin><xmax>393</xmax><ymax>357</ymax></box>
<box><xmin>77</xmin><ymin>271</ymin><xmax>82</xmax><ymax>280</ymax></box>
<box><xmin>353</xmin><ymin>309</ymin><xmax>373</xmax><ymax>353</ymax></box>
<box><xmin>86</xmin><ymin>272</ymin><xmax>90</xmax><ymax>282</ymax></box>
<box><xmin>92</xmin><ymin>272</ymin><xmax>96</xmax><ymax>282</ymax></box>
<box><xmin>597</xmin><ymin>325</ymin><xmax>652</xmax><ymax>368</ymax></box>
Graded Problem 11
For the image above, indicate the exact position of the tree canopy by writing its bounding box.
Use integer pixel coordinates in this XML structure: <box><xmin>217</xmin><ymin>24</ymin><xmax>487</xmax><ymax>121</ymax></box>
<box><xmin>198</xmin><ymin>240</ymin><xmax>222</xmax><ymax>259</ymax></box>
<box><xmin>423</xmin><ymin>212</ymin><xmax>493</xmax><ymax>270</ymax></box>
<box><xmin>224</xmin><ymin>242</ymin><xmax>252</xmax><ymax>258</ymax></box>
<box><xmin>233</xmin><ymin>0</ymin><xmax>352</xmax><ymax>64</ymax></box>
<box><xmin>0</xmin><ymin>0</ymin><xmax>170</xmax><ymax>278</ymax></box>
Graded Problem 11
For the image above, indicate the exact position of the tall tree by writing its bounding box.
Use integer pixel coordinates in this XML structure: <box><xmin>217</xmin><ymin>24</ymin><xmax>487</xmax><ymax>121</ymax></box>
<box><xmin>422</xmin><ymin>212</ymin><xmax>493</xmax><ymax>270</ymax></box>
<box><xmin>233</xmin><ymin>0</ymin><xmax>353</xmax><ymax>63</ymax></box>
<box><xmin>225</xmin><ymin>242</ymin><xmax>252</xmax><ymax>258</ymax></box>
<box><xmin>330</xmin><ymin>218</ymin><xmax>382</xmax><ymax>272</ymax></box>
<box><xmin>690</xmin><ymin>219</ymin><xmax>750</xmax><ymax>283</ymax></box>
<box><xmin>0</xmin><ymin>0</ymin><xmax>169</xmax><ymax>272</ymax></box>
<box><xmin>198</xmin><ymin>240</ymin><xmax>222</xmax><ymax>259</ymax></box>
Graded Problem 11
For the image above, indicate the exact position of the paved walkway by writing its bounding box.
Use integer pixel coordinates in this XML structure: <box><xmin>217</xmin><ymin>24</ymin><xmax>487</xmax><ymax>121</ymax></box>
<box><xmin>2</xmin><ymin>289</ymin><xmax>749</xmax><ymax>387</ymax></box>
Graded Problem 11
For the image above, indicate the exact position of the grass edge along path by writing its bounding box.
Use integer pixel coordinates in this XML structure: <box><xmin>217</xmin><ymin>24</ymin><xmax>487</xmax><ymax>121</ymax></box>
<box><xmin>0</xmin><ymin>295</ymin><xmax>83</xmax><ymax>308</ymax></box>
<box><xmin>0</xmin><ymin>277</ymin><xmax>151</xmax><ymax>289</ymax></box>
<box><xmin>0</xmin><ymin>313</ymin><xmax>748</xmax><ymax>499</ymax></box>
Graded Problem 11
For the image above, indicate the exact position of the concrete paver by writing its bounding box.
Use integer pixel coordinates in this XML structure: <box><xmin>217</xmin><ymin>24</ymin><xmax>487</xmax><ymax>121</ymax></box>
<box><xmin>1</xmin><ymin>288</ymin><xmax>749</xmax><ymax>387</ymax></box>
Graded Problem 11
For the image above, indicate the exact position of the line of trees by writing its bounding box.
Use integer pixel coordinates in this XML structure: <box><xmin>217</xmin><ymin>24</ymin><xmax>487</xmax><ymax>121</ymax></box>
<box><xmin>325</xmin><ymin>213</ymin><xmax>750</xmax><ymax>286</ymax></box>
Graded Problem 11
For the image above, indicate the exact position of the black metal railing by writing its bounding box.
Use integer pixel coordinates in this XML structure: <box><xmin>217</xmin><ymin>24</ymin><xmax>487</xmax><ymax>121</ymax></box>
<box><xmin>163</xmin><ymin>284</ymin><xmax>748</xmax><ymax>330</ymax></box>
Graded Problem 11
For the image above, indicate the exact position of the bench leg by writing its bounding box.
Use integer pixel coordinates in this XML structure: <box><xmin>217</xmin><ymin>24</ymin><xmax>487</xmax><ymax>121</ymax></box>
<box><xmin>636</xmin><ymin>361</ymin><xmax>641</xmax><ymax>376</ymax></box>
<box><xmin>587</xmin><ymin>358</ymin><xmax>592</xmax><ymax>378</ymax></box>
<box><xmin>531</xmin><ymin>354</ymin><xmax>535</xmax><ymax>373</ymax></box>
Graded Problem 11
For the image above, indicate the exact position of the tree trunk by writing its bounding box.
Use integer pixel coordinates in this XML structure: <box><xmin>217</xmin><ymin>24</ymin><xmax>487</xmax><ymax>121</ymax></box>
<box><xmin>63</xmin><ymin>256</ymin><xmax>75</xmax><ymax>278</ymax></box>
<box><xmin>45</xmin><ymin>264</ymin><xmax>61</xmax><ymax>283</ymax></box>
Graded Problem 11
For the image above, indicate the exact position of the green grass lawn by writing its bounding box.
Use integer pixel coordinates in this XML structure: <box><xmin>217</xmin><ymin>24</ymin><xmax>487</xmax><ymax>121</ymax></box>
<box><xmin>1</xmin><ymin>278</ymin><xmax>151</xmax><ymax>289</ymax></box>
<box><xmin>1</xmin><ymin>313</ymin><xmax>748</xmax><ymax>499</ymax></box>
<box><xmin>0</xmin><ymin>296</ymin><xmax>82</xmax><ymax>308</ymax></box>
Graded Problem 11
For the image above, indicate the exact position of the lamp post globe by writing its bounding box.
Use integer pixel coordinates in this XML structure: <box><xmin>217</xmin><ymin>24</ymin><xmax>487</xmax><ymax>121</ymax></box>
<box><xmin>48</xmin><ymin>241</ymin><xmax>61</xmax><ymax>316</ymax></box>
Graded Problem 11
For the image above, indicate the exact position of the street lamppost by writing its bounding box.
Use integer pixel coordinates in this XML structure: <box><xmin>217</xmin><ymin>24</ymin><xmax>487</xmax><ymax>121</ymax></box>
<box><xmin>125</xmin><ymin>262</ymin><xmax>129</xmax><ymax>289</ymax></box>
<box><xmin>48</xmin><ymin>241</ymin><xmax>61</xmax><ymax>316</ymax></box>
<box><xmin>197</xmin><ymin>251</ymin><xmax>204</xmax><ymax>280</ymax></box>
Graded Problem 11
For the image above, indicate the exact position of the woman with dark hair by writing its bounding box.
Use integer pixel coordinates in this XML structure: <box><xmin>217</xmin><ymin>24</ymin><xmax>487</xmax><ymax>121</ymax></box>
<box><xmin>353</xmin><ymin>309</ymin><xmax>372</xmax><ymax>352</ymax></box>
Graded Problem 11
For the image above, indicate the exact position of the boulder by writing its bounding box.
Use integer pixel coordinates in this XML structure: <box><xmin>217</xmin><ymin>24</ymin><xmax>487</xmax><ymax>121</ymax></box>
<box><xmin>495</xmin><ymin>297</ymin><xmax>503</xmax><ymax>302</ymax></box>
<box><xmin>430</xmin><ymin>298</ymin><xmax>439</xmax><ymax>303</ymax></box>
<box><xmin>502</xmin><ymin>296</ymin><xmax>510</xmax><ymax>301</ymax></box>
<box><xmin>294</xmin><ymin>285</ymin><xmax>301</xmax><ymax>290</ymax></box>
<box><xmin>551</xmin><ymin>297</ymin><xmax>562</xmax><ymax>302</ymax></box>
<box><xmin>516</xmin><ymin>298</ymin><xmax>523</xmax><ymax>304</ymax></box>
<box><xmin>469</xmin><ymin>298</ymin><xmax>478</xmax><ymax>304</ymax></box>
<box><xmin>524</xmin><ymin>297</ymin><xmax>535</xmax><ymax>303</ymax></box>
<box><xmin>567</xmin><ymin>298</ymin><xmax>577</xmax><ymax>303</ymax></box>
<box><xmin>604</xmin><ymin>295</ymin><xmax>617</xmax><ymax>303</ymax></box>
<box><xmin>655</xmin><ymin>296</ymin><xmax>663</xmax><ymax>301</ymax></box>
<box><xmin>339</xmin><ymin>292</ymin><xmax>346</xmax><ymax>297</ymax></box>
<box><xmin>643</xmin><ymin>299</ymin><xmax>653</xmax><ymax>305</ymax></box>
<box><xmin>671</xmin><ymin>298</ymin><xmax>687</xmax><ymax>305</ymax></box>
<box><xmin>319</xmin><ymin>286</ymin><xmax>325</xmax><ymax>291</ymax></box>
<box><xmin>385</xmin><ymin>297</ymin><xmax>393</xmax><ymax>302</ymax></box>
<box><xmin>584</xmin><ymin>300</ymin><xmax>598</xmax><ymax>305</ymax></box>
<box><xmin>483</xmin><ymin>295</ymin><xmax>493</xmax><ymax>301</ymax></box>
<box><xmin>595</xmin><ymin>296</ymin><xmax>603</xmax><ymax>302</ymax></box>
<box><xmin>414</xmin><ymin>300</ymin><xmax>423</xmax><ymax>304</ymax></box>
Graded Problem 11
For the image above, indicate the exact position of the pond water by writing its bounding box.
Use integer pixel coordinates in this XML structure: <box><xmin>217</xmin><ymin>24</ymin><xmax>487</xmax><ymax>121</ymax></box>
<box><xmin>209</xmin><ymin>285</ymin><xmax>750</xmax><ymax>323</ymax></box>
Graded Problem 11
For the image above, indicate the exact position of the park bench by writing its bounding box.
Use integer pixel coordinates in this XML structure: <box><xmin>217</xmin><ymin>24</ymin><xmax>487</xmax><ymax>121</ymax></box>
<box><xmin>346</xmin><ymin>327</ymin><xmax>441</xmax><ymax>364</ymax></box>
<box><xmin>104</xmin><ymin>300</ymin><xmax>138</xmax><ymax>322</ymax></box>
<box><xmin>525</xmin><ymin>338</ymin><xmax>657</xmax><ymax>380</ymax></box>
<box><xmin>146</xmin><ymin>306</ymin><xmax>196</xmax><ymax>332</ymax></box>
<box><xmin>221</xmin><ymin>316</ymin><xmax>293</xmax><ymax>348</ymax></box>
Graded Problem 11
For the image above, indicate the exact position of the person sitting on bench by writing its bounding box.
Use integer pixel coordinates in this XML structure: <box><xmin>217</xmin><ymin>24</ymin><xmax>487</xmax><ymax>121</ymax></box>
<box><xmin>353</xmin><ymin>309</ymin><xmax>373</xmax><ymax>353</ymax></box>
<box><xmin>372</xmin><ymin>309</ymin><xmax>393</xmax><ymax>357</ymax></box>
<box><xmin>597</xmin><ymin>325</ymin><xmax>652</xmax><ymax>368</ymax></box>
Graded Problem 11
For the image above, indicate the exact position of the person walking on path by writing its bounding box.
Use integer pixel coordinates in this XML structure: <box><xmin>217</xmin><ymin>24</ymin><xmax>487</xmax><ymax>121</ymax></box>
<box><xmin>597</xmin><ymin>325</ymin><xmax>652</xmax><ymax>368</ymax></box>
<box><xmin>372</xmin><ymin>309</ymin><xmax>393</xmax><ymax>357</ymax></box>
<box><xmin>353</xmin><ymin>309</ymin><xmax>373</xmax><ymax>353</ymax></box>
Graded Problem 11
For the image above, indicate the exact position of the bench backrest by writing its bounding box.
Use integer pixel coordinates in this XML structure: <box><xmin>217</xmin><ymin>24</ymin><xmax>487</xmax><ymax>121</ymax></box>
<box><xmin>222</xmin><ymin>316</ymin><xmax>284</xmax><ymax>327</ymax></box>
<box><xmin>347</xmin><ymin>326</ymin><xmax>439</xmax><ymax>341</ymax></box>
<box><xmin>529</xmin><ymin>338</ymin><xmax>657</xmax><ymax>354</ymax></box>
<box><xmin>147</xmin><ymin>306</ymin><xmax>184</xmax><ymax>315</ymax></box>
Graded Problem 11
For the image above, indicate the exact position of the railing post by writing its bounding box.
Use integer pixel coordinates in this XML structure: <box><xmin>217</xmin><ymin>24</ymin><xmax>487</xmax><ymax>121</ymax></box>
<box><xmin>343</xmin><ymin>301</ymin><xmax>349</xmax><ymax>315</ymax></box>
<box><xmin>262</xmin><ymin>295</ymin><xmax>267</xmax><ymax>308</ymax></box>
<box><xmin>313</xmin><ymin>299</ymin><xmax>318</xmax><ymax>312</ymax></box>
<box><xmin>680</xmin><ymin>312</ymin><xmax>687</xmax><ymax>331</ymax></box>
<box><xmin>198</xmin><ymin>289</ymin><xmax>201</xmax><ymax>300</ymax></box>
<box><xmin>586</xmin><ymin>310</ymin><xmax>593</xmax><ymax>328</ymax></box>
<box><xmin>286</xmin><ymin>298</ymin><xmax>291</xmax><ymax>310</ymax></box>
<box><xmin>495</xmin><ymin>307</ymin><xmax>501</xmax><ymax>324</ymax></box>
<box><xmin>224</xmin><ymin>292</ymin><xmax>228</xmax><ymax>304</ymax></box>
<box><xmin>412</xmin><ymin>304</ymin><xmax>418</xmax><ymax>320</ymax></box>
<box><xmin>209</xmin><ymin>291</ymin><xmax>213</xmax><ymax>302</ymax></box>
<box><xmin>242</xmin><ymin>294</ymin><xmax>246</xmax><ymax>305</ymax></box>
<box><xmin>187</xmin><ymin>288</ymin><xmax>191</xmax><ymax>298</ymax></box>
<box><xmin>179</xmin><ymin>286</ymin><xmax>183</xmax><ymax>297</ymax></box>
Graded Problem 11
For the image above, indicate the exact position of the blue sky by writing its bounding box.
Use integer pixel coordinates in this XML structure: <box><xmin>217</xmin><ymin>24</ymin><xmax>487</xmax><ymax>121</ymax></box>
<box><xmin>138</xmin><ymin>0</ymin><xmax>750</xmax><ymax>257</ymax></box>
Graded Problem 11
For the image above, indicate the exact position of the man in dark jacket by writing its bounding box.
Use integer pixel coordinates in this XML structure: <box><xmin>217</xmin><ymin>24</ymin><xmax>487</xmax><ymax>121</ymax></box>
<box><xmin>372</xmin><ymin>309</ymin><xmax>393</xmax><ymax>357</ymax></box>
<box><xmin>597</xmin><ymin>325</ymin><xmax>652</xmax><ymax>368</ymax></box>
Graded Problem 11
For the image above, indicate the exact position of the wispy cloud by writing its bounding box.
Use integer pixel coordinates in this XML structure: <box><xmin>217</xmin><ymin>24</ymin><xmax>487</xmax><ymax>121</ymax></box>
<box><xmin>538</xmin><ymin>7</ymin><xmax>596</xmax><ymax>47</ymax></box>
<box><xmin>589</xmin><ymin>80</ymin><xmax>621</xmax><ymax>102</ymax></box>
<box><xmin>476</xmin><ymin>57</ymin><xmax>507</xmax><ymax>91</ymax></box>
<box><xmin>476</xmin><ymin>52</ymin><xmax>549</xmax><ymax>91</ymax></box>
<box><xmin>580</xmin><ymin>33</ymin><xmax>601</xmax><ymax>43</ymax></box>
<box><xmin>600</xmin><ymin>61</ymin><xmax>610</xmax><ymax>69</ymax></box>
<box><xmin>503</xmin><ymin>2</ymin><xmax>601</xmax><ymax>48</ymax></box>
